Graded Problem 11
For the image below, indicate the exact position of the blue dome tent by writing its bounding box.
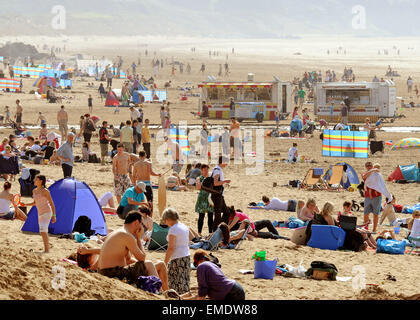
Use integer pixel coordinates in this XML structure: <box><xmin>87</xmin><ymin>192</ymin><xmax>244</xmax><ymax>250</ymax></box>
<box><xmin>21</xmin><ymin>178</ymin><xmax>107</xmax><ymax>235</ymax></box>
<box><xmin>323</xmin><ymin>162</ymin><xmax>360</xmax><ymax>190</ymax></box>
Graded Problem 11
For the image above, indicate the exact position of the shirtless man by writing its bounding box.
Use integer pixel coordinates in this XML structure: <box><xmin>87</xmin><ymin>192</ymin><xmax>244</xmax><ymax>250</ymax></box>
<box><xmin>112</xmin><ymin>144</ymin><xmax>132</xmax><ymax>204</ymax></box>
<box><xmin>15</xmin><ymin>100</ymin><xmax>23</xmax><ymax>126</ymax></box>
<box><xmin>164</xmin><ymin>136</ymin><xmax>183</xmax><ymax>174</ymax></box>
<box><xmin>97</xmin><ymin>211</ymin><xmax>168</xmax><ymax>291</ymax></box>
<box><xmin>132</xmin><ymin>151</ymin><xmax>161</xmax><ymax>214</ymax></box>
<box><xmin>57</xmin><ymin>105</ymin><xmax>68</xmax><ymax>138</ymax></box>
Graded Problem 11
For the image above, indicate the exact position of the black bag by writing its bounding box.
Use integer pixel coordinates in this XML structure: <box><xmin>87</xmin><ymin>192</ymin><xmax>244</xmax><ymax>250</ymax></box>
<box><xmin>209</xmin><ymin>253</ymin><xmax>221</xmax><ymax>268</ymax></box>
<box><xmin>289</xmin><ymin>180</ymin><xmax>300</xmax><ymax>188</ymax></box>
<box><xmin>72</xmin><ymin>216</ymin><xmax>95</xmax><ymax>237</ymax></box>
<box><xmin>86</xmin><ymin>120</ymin><xmax>96</xmax><ymax>132</ymax></box>
<box><xmin>310</xmin><ymin>261</ymin><xmax>338</xmax><ymax>272</ymax></box>
<box><xmin>201</xmin><ymin>170</ymin><xmax>223</xmax><ymax>195</ymax></box>
<box><xmin>343</xmin><ymin>230</ymin><xmax>366</xmax><ymax>252</ymax></box>
<box><xmin>33</xmin><ymin>155</ymin><xmax>43</xmax><ymax>165</ymax></box>
<box><xmin>88</xmin><ymin>154</ymin><xmax>99</xmax><ymax>163</ymax></box>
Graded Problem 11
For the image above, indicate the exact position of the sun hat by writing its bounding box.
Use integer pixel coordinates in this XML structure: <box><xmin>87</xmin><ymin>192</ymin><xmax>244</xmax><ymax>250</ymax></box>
<box><xmin>136</xmin><ymin>181</ymin><xmax>146</xmax><ymax>192</ymax></box>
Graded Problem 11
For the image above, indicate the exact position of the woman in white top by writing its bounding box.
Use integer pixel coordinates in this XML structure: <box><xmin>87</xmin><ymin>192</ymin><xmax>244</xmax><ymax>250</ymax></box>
<box><xmin>0</xmin><ymin>181</ymin><xmax>27</xmax><ymax>221</ymax></box>
<box><xmin>163</xmin><ymin>208</ymin><xmax>191</xmax><ymax>294</ymax></box>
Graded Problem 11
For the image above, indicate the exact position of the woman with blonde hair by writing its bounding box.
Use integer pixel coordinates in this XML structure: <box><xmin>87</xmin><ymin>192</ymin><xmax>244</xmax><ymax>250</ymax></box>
<box><xmin>320</xmin><ymin>202</ymin><xmax>336</xmax><ymax>226</ymax></box>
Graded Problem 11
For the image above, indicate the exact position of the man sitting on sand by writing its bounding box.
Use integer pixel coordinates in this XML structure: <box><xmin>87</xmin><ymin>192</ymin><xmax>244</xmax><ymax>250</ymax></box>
<box><xmin>97</xmin><ymin>211</ymin><xmax>169</xmax><ymax>291</ymax></box>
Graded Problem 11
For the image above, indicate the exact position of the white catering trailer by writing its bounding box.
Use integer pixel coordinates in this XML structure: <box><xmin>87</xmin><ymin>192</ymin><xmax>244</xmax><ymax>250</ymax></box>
<box><xmin>314</xmin><ymin>80</ymin><xmax>397</xmax><ymax>123</ymax></box>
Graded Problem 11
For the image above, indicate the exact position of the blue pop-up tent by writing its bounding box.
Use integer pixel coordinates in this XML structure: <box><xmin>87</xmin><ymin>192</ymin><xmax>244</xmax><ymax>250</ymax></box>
<box><xmin>21</xmin><ymin>178</ymin><xmax>107</xmax><ymax>235</ymax></box>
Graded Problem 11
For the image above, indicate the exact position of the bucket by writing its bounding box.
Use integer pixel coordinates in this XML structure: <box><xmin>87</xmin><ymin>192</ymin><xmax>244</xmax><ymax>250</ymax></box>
<box><xmin>254</xmin><ymin>259</ymin><xmax>277</xmax><ymax>280</ymax></box>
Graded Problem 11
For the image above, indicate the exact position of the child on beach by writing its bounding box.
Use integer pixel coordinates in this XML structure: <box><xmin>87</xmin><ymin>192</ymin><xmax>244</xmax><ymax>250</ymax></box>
<box><xmin>287</xmin><ymin>143</ymin><xmax>298</xmax><ymax>163</ymax></box>
<box><xmin>337</xmin><ymin>201</ymin><xmax>353</xmax><ymax>221</ymax></box>
<box><xmin>22</xmin><ymin>175</ymin><xmax>56</xmax><ymax>253</ymax></box>
<box><xmin>39</xmin><ymin>123</ymin><xmax>48</xmax><ymax>141</ymax></box>
<box><xmin>4</xmin><ymin>106</ymin><xmax>11</xmax><ymax>123</ymax></box>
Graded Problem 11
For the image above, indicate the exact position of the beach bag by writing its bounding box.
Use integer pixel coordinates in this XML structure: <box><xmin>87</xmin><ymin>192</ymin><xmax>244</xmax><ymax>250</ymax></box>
<box><xmin>72</xmin><ymin>215</ymin><xmax>95</xmax><ymax>237</ymax></box>
<box><xmin>287</xmin><ymin>217</ymin><xmax>305</xmax><ymax>229</ymax></box>
<box><xmin>201</xmin><ymin>175</ymin><xmax>222</xmax><ymax>195</ymax></box>
<box><xmin>88</xmin><ymin>154</ymin><xmax>99</xmax><ymax>163</ymax></box>
<box><xmin>136</xmin><ymin>276</ymin><xmax>162</xmax><ymax>294</ymax></box>
<box><xmin>33</xmin><ymin>155</ymin><xmax>43</xmax><ymax>165</ymax></box>
<box><xmin>289</xmin><ymin>180</ymin><xmax>300</xmax><ymax>188</ymax></box>
<box><xmin>305</xmin><ymin>261</ymin><xmax>338</xmax><ymax>280</ymax></box>
<box><xmin>86</xmin><ymin>120</ymin><xmax>96</xmax><ymax>132</ymax></box>
<box><xmin>254</xmin><ymin>259</ymin><xmax>277</xmax><ymax>280</ymax></box>
<box><xmin>376</xmin><ymin>239</ymin><xmax>406</xmax><ymax>255</ymax></box>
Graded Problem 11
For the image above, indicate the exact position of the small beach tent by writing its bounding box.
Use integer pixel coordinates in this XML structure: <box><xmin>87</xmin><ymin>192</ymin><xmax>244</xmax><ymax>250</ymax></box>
<box><xmin>323</xmin><ymin>162</ymin><xmax>359</xmax><ymax>190</ymax></box>
<box><xmin>105</xmin><ymin>90</ymin><xmax>120</xmax><ymax>107</ymax></box>
<box><xmin>21</xmin><ymin>178</ymin><xmax>107</xmax><ymax>235</ymax></box>
<box><xmin>388</xmin><ymin>164</ymin><xmax>420</xmax><ymax>182</ymax></box>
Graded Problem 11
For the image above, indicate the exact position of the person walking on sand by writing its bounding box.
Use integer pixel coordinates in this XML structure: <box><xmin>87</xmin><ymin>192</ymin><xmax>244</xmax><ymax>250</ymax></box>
<box><xmin>88</xmin><ymin>94</ymin><xmax>93</xmax><ymax>113</ymax></box>
<box><xmin>362</xmin><ymin>162</ymin><xmax>392</xmax><ymax>233</ymax></box>
<box><xmin>56</xmin><ymin>132</ymin><xmax>74</xmax><ymax>178</ymax></box>
<box><xmin>15</xmin><ymin>99</ymin><xmax>23</xmax><ymax>126</ymax></box>
<box><xmin>22</xmin><ymin>175</ymin><xmax>56</xmax><ymax>253</ymax></box>
<box><xmin>112</xmin><ymin>143</ymin><xmax>132</xmax><ymax>204</ymax></box>
<box><xmin>141</xmin><ymin>119</ymin><xmax>151</xmax><ymax>159</ymax></box>
<box><xmin>57</xmin><ymin>105</ymin><xmax>68</xmax><ymax>139</ymax></box>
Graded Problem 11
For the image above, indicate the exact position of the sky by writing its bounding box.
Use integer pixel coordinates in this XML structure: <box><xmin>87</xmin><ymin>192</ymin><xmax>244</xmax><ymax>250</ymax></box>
<box><xmin>0</xmin><ymin>0</ymin><xmax>420</xmax><ymax>38</ymax></box>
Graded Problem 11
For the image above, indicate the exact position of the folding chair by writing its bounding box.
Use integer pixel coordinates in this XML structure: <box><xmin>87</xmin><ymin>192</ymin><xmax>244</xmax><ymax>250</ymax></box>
<box><xmin>326</xmin><ymin>165</ymin><xmax>344</xmax><ymax>191</ymax></box>
<box><xmin>207</xmin><ymin>228</ymin><xmax>224</xmax><ymax>251</ymax></box>
<box><xmin>234</xmin><ymin>225</ymin><xmax>251</xmax><ymax>250</ymax></box>
<box><xmin>300</xmin><ymin>168</ymin><xmax>326</xmax><ymax>190</ymax></box>
<box><xmin>147</xmin><ymin>222</ymin><xmax>169</xmax><ymax>251</ymax></box>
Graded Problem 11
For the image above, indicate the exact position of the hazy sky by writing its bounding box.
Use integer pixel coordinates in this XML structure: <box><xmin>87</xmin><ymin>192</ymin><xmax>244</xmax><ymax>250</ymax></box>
<box><xmin>1</xmin><ymin>0</ymin><xmax>420</xmax><ymax>38</ymax></box>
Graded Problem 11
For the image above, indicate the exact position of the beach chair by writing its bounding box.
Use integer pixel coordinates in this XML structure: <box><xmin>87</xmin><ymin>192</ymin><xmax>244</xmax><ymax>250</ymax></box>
<box><xmin>326</xmin><ymin>165</ymin><xmax>344</xmax><ymax>191</ymax></box>
<box><xmin>147</xmin><ymin>222</ymin><xmax>169</xmax><ymax>251</ymax></box>
<box><xmin>234</xmin><ymin>225</ymin><xmax>252</xmax><ymax>250</ymax></box>
<box><xmin>300</xmin><ymin>168</ymin><xmax>326</xmax><ymax>190</ymax></box>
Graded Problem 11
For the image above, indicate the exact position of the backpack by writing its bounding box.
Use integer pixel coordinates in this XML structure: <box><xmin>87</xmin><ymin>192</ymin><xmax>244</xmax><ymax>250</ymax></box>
<box><xmin>72</xmin><ymin>216</ymin><xmax>95</xmax><ymax>237</ymax></box>
<box><xmin>86</xmin><ymin>120</ymin><xmax>96</xmax><ymax>132</ymax></box>
<box><xmin>305</xmin><ymin>261</ymin><xmax>338</xmax><ymax>280</ymax></box>
<box><xmin>201</xmin><ymin>169</ymin><xmax>223</xmax><ymax>195</ymax></box>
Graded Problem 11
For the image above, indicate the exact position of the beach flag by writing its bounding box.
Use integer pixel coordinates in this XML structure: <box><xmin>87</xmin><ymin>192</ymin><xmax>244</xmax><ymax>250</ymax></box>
<box><xmin>0</xmin><ymin>78</ymin><xmax>20</xmax><ymax>92</ymax></box>
<box><xmin>322</xmin><ymin>130</ymin><xmax>368</xmax><ymax>158</ymax></box>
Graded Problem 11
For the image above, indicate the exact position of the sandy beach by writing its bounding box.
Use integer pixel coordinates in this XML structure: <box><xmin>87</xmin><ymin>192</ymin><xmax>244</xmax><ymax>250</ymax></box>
<box><xmin>0</xmin><ymin>35</ymin><xmax>419</xmax><ymax>300</ymax></box>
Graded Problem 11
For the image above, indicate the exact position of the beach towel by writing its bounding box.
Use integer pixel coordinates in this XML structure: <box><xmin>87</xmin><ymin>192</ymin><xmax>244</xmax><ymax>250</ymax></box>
<box><xmin>365</xmin><ymin>172</ymin><xmax>392</xmax><ymax>202</ymax></box>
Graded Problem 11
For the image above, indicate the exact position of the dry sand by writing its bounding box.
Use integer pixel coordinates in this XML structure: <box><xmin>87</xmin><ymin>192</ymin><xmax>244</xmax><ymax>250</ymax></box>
<box><xmin>0</xmin><ymin>36</ymin><xmax>419</xmax><ymax>300</ymax></box>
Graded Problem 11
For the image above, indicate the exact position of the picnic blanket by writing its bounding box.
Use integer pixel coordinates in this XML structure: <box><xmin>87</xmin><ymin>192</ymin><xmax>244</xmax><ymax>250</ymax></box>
<box><xmin>403</xmin><ymin>202</ymin><xmax>420</xmax><ymax>214</ymax></box>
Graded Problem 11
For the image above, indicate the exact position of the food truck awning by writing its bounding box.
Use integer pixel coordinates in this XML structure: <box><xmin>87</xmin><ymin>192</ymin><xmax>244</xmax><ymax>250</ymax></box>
<box><xmin>198</xmin><ymin>82</ymin><xmax>273</xmax><ymax>88</ymax></box>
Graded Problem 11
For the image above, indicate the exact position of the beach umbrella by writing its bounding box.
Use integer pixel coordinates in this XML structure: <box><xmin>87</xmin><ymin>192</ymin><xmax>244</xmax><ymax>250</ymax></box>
<box><xmin>391</xmin><ymin>138</ymin><xmax>420</xmax><ymax>150</ymax></box>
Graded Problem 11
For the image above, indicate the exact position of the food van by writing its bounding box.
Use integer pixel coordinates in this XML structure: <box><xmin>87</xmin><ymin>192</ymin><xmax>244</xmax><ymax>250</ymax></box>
<box><xmin>198</xmin><ymin>80</ymin><xmax>292</xmax><ymax>122</ymax></box>
<box><xmin>314</xmin><ymin>80</ymin><xmax>397</xmax><ymax>123</ymax></box>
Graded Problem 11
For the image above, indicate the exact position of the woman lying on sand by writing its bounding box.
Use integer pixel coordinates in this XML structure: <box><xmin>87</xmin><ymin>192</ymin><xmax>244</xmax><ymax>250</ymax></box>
<box><xmin>227</xmin><ymin>207</ymin><xmax>289</xmax><ymax>240</ymax></box>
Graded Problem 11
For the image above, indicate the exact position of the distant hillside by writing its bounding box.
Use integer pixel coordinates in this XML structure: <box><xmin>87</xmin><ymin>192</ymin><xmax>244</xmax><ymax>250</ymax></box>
<box><xmin>0</xmin><ymin>0</ymin><xmax>418</xmax><ymax>38</ymax></box>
